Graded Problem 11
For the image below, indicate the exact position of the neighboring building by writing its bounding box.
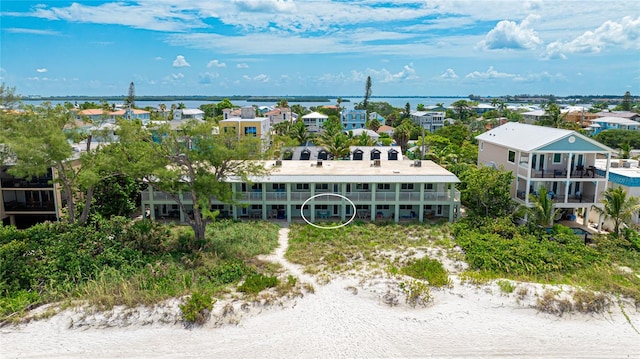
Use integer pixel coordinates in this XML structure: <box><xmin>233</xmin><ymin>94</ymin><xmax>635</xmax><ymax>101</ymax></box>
<box><xmin>76</xmin><ymin>109</ymin><xmax>108</xmax><ymax>122</ymax></box>
<box><xmin>563</xmin><ymin>110</ymin><xmax>598</xmax><ymax>124</ymax></box>
<box><xmin>265</xmin><ymin>107</ymin><xmax>293</xmax><ymax>126</ymax></box>
<box><xmin>109</xmin><ymin>108</ymin><xmax>151</xmax><ymax>124</ymax></box>
<box><xmin>141</xmin><ymin>159</ymin><xmax>461</xmax><ymax>223</ymax></box>
<box><xmin>377</xmin><ymin>125</ymin><xmax>395</xmax><ymax>136</ymax></box>
<box><xmin>341</xmin><ymin>109</ymin><xmax>367</xmax><ymax>130</ymax></box>
<box><xmin>347</xmin><ymin>129</ymin><xmax>380</xmax><ymax>142</ymax></box>
<box><xmin>472</xmin><ymin>104</ymin><xmax>495</xmax><ymax>115</ymax></box>
<box><xmin>476</xmin><ymin>122</ymin><xmax>613</xmax><ymax>225</ymax></box>
<box><xmin>587</xmin><ymin>116</ymin><xmax>640</xmax><ymax>134</ymax></box>
<box><xmin>174</xmin><ymin>109</ymin><xmax>204</xmax><ymax>121</ymax></box>
<box><xmin>595</xmin><ymin>111</ymin><xmax>640</xmax><ymax>122</ymax></box>
<box><xmin>219</xmin><ymin>106</ymin><xmax>270</xmax><ymax>141</ymax></box>
<box><xmin>593</xmin><ymin>158</ymin><xmax>640</xmax><ymax>227</ymax></box>
<box><xmin>522</xmin><ymin>110</ymin><xmax>547</xmax><ymax>123</ymax></box>
<box><xmin>301</xmin><ymin>111</ymin><xmax>328</xmax><ymax>133</ymax></box>
<box><xmin>369</xmin><ymin>112</ymin><xmax>386</xmax><ymax>123</ymax></box>
<box><xmin>411</xmin><ymin>111</ymin><xmax>445</xmax><ymax>133</ymax></box>
<box><xmin>1</xmin><ymin>165</ymin><xmax>62</xmax><ymax>228</ymax></box>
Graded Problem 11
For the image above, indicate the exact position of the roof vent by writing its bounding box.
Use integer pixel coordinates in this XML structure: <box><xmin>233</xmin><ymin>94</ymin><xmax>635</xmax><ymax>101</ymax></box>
<box><xmin>316</xmin><ymin>160</ymin><xmax>323</xmax><ymax>167</ymax></box>
<box><xmin>373</xmin><ymin>159</ymin><xmax>381</xmax><ymax>167</ymax></box>
<box><xmin>413</xmin><ymin>160</ymin><xmax>422</xmax><ymax>167</ymax></box>
<box><xmin>275</xmin><ymin>160</ymin><xmax>282</xmax><ymax>167</ymax></box>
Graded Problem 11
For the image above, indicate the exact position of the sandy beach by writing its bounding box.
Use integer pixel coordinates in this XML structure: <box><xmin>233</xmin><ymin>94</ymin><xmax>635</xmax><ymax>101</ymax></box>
<box><xmin>2</xmin><ymin>228</ymin><xmax>639</xmax><ymax>358</ymax></box>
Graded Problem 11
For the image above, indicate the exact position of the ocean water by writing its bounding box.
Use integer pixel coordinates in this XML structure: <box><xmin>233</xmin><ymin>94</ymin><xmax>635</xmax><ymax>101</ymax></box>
<box><xmin>23</xmin><ymin>97</ymin><xmax>464</xmax><ymax>111</ymax></box>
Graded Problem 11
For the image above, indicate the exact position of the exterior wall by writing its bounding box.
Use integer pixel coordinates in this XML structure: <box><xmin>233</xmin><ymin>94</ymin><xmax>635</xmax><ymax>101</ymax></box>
<box><xmin>219</xmin><ymin>118</ymin><xmax>270</xmax><ymax>140</ymax></box>
<box><xmin>341</xmin><ymin>110</ymin><xmax>366</xmax><ymax>130</ymax></box>
<box><xmin>141</xmin><ymin>180</ymin><xmax>461</xmax><ymax>224</ymax></box>
<box><xmin>411</xmin><ymin>112</ymin><xmax>445</xmax><ymax>133</ymax></box>
<box><xmin>1</xmin><ymin>166</ymin><xmax>61</xmax><ymax>228</ymax></box>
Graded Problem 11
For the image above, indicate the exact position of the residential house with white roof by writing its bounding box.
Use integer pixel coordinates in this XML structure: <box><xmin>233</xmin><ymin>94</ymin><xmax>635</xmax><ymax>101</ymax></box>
<box><xmin>141</xmin><ymin>159</ymin><xmax>461</xmax><ymax>223</ymax></box>
<box><xmin>593</xmin><ymin>158</ymin><xmax>640</xmax><ymax>227</ymax></box>
<box><xmin>476</xmin><ymin>122</ymin><xmax>613</xmax><ymax>225</ymax></box>
<box><xmin>472</xmin><ymin>104</ymin><xmax>495</xmax><ymax>116</ymax></box>
<box><xmin>173</xmin><ymin>109</ymin><xmax>204</xmax><ymax>121</ymax></box>
<box><xmin>522</xmin><ymin>110</ymin><xmax>548</xmax><ymax>124</ymax></box>
<box><xmin>301</xmin><ymin>111</ymin><xmax>328</xmax><ymax>133</ymax></box>
<box><xmin>411</xmin><ymin>111</ymin><xmax>445</xmax><ymax>133</ymax></box>
<box><xmin>587</xmin><ymin>116</ymin><xmax>640</xmax><ymax>134</ymax></box>
<box><xmin>220</xmin><ymin>106</ymin><xmax>270</xmax><ymax>142</ymax></box>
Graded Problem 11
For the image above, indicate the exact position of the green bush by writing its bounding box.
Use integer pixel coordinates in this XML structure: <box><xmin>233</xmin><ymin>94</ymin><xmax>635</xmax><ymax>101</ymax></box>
<box><xmin>399</xmin><ymin>280</ymin><xmax>432</xmax><ymax>307</ymax></box>
<box><xmin>401</xmin><ymin>257</ymin><xmax>451</xmax><ymax>287</ymax></box>
<box><xmin>210</xmin><ymin>260</ymin><xmax>251</xmax><ymax>284</ymax></box>
<box><xmin>180</xmin><ymin>291</ymin><xmax>214</xmax><ymax>325</ymax></box>
<box><xmin>238</xmin><ymin>274</ymin><xmax>279</xmax><ymax>294</ymax></box>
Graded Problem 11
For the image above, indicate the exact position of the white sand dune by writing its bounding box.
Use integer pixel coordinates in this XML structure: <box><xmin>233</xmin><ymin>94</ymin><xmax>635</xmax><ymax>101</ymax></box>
<box><xmin>2</xmin><ymin>228</ymin><xmax>639</xmax><ymax>358</ymax></box>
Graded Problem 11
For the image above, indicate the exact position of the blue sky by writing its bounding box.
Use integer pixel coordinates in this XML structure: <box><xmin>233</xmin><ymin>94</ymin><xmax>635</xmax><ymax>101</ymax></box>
<box><xmin>1</xmin><ymin>0</ymin><xmax>639</xmax><ymax>97</ymax></box>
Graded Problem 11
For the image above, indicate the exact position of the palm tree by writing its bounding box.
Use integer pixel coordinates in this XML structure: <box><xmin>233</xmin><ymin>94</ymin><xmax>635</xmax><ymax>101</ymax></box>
<box><xmin>290</xmin><ymin>119</ymin><xmax>311</xmax><ymax>145</ymax></box>
<box><xmin>527</xmin><ymin>186</ymin><xmax>561</xmax><ymax>227</ymax></box>
<box><xmin>323</xmin><ymin>132</ymin><xmax>352</xmax><ymax>160</ymax></box>
<box><xmin>367</xmin><ymin>118</ymin><xmax>381</xmax><ymax>132</ymax></box>
<box><xmin>355</xmin><ymin>131</ymin><xmax>377</xmax><ymax>146</ymax></box>
<box><xmin>392</xmin><ymin>124</ymin><xmax>411</xmax><ymax>152</ymax></box>
<box><xmin>159</xmin><ymin>103</ymin><xmax>167</xmax><ymax>120</ymax></box>
<box><xmin>592</xmin><ymin>187</ymin><xmax>640</xmax><ymax>235</ymax></box>
<box><xmin>451</xmin><ymin>100</ymin><xmax>471</xmax><ymax>122</ymax></box>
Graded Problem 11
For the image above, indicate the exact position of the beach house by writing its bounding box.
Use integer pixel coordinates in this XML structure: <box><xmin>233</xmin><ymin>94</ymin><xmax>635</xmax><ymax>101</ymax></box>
<box><xmin>476</xmin><ymin>122</ymin><xmax>613</xmax><ymax>224</ymax></box>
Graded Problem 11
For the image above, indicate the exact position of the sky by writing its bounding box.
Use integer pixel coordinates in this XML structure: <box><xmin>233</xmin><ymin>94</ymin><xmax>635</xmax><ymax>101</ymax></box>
<box><xmin>1</xmin><ymin>0</ymin><xmax>639</xmax><ymax>97</ymax></box>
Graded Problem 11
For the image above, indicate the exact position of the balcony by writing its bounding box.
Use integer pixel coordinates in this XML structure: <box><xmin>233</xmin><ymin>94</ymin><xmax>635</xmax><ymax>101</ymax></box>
<box><xmin>3</xmin><ymin>200</ymin><xmax>56</xmax><ymax>212</ymax></box>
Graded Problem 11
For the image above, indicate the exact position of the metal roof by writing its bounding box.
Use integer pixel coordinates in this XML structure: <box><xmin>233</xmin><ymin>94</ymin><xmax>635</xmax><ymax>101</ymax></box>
<box><xmin>475</xmin><ymin>122</ymin><xmax>610</xmax><ymax>152</ymax></box>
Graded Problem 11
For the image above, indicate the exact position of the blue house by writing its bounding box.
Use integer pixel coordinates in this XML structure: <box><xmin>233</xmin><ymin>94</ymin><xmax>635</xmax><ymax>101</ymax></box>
<box><xmin>341</xmin><ymin>109</ymin><xmax>366</xmax><ymax>130</ymax></box>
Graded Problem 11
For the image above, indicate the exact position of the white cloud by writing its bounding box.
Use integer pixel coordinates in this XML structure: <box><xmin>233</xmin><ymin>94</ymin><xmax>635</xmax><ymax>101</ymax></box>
<box><xmin>6</xmin><ymin>28</ymin><xmax>60</xmax><ymax>35</ymax></box>
<box><xmin>207</xmin><ymin>60</ymin><xmax>226</xmax><ymax>68</ymax></box>
<box><xmin>171</xmin><ymin>73</ymin><xmax>184</xmax><ymax>80</ymax></box>
<box><xmin>465</xmin><ymin>66</ymin><xmax>516</xmax><ymax>79</ymax></box>
<box><xmin>243</xmin><ymin>74</ymin><xmax>270</xmax><ymax>82</ymax></box>
<box><xmin>154</xmin><ymin>56</ymin><xmax>163</xmax><ymax>60</ymax></box>
<box><xmin>172</xmin><ymin>55</ymin><xmax>190</xmax><ymax>67</ymax></box>
<box><xmin>349</xmin><ymin>64</ymin><xmax>418</xmax><ymax>84</ymax></box>
<box><xmin>542</xmin><ymin>15</ymin><xmax>640</xmax><ymax>59</ymax></box>
<box><xmin>440</xmin><ymin>69</ymin><xmax>458</xmax><ymax>79</ymax></box>
<box><xmin>478</xmin><ymin>15</ymin><xmax>542</xmax><ymax>50</ymax></box>
<box><xmin>36</xmin><ymin>68</ymin><xmax>48</xmax><ymax>73</ymax></box>
<box><xmin>236</xmin><ymin>63</ymin><xmax>249</xmax><ymax>69</ymax></box>
<box><xmin>199</xmin><ymin>72</ymin><xmax>219</xmax><ymax>84</ymax></box>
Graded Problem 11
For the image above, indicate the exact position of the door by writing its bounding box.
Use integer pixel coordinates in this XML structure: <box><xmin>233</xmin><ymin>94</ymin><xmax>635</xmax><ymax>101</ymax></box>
<box><xmin>538</xmin><ymin>154</ymin><xmax>545</xmax><ymax>171</ymax></box>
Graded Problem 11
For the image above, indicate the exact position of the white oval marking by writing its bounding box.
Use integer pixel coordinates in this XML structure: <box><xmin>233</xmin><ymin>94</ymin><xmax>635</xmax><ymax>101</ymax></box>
<box><xmin>300</xmin><ymin>193</ymin><xmax>357</xmax><ymax>229</ymax></box>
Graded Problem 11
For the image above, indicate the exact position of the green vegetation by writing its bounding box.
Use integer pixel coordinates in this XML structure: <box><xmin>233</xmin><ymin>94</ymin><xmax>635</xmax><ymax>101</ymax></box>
<box><xmin>180</xmin><ymin>291</ymin><xmax>214</xmax><ymax>325</ymax></box>
<box><xmin>0</xmin><ymin>219</ymin><xmax>279</xmax><ymax>322</ymax></box>
<box><xmin>238</xmin><ymin>274</ymin><xmax>280</xmax><ymax>294</ymax></box>
<box><xmin>286</xmin><ymin>222</ymin><xmax>453</xmax><ymax>275</ymax></box>
<box><xmin>401</xmin><ymin>257</ymin><xmax>451</xmax><ymax>287</ymax></box>
<box><xmin>452</xmin><ymin>217</ymin><xmax>640</xmax><ymax>304</ymax></box>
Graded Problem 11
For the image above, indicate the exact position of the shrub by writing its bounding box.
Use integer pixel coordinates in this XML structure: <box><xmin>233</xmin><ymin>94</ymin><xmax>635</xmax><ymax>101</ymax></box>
<box><xmin>573</xmin><ymin>290</ymin><xmax>609</xmax><ymax>313</ymax></box>
<box><xmin>210</xmin><ymin>260</ymin><xmax>251</xmax><ymax>284</ymax></box>
<box><xmin>180</xmin><ymin>291</ymin><xmax>214</xmax><ymax>325</ymax></box>
<box><xmin>399</xmin><ymin>280</ymin><xmax>432</xmax><ymax>307</ymax></box>
<box><xmin>536</xmin><ymin>290</ymin><xmax>572</xmax><ymax>316</ymax></box>
<box><xmin>401</xmin><ymin>257</ymin><xmax>451</xmax><ymax>287</ymax></box>
<box><xmin>238</xmin><ymin>274</ymin><xmax>279</xmax><ymax>294</ymax></box>
<box><xmin>497</xmin><ymin>280</ymin><xmax>516</xmax><ymax>294</ymax></box>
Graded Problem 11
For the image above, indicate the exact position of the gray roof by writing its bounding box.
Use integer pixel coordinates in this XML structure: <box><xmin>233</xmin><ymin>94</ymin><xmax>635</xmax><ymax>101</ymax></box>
<box><xmin>591</xmin><ymin>116</ymin><xmax>640</xmax><ymax>126</ymax></box>
<box><xmin>475</xmin><ymin>122</ymin><xmax>608</xmax><ymax>152</ymax></box>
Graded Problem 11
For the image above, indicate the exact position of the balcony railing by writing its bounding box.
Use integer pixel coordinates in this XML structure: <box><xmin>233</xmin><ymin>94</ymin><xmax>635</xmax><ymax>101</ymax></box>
<box><xmin>3</xmin><ymin>200</ymin><xmax>56</xmax><ymax>212</ymax></box>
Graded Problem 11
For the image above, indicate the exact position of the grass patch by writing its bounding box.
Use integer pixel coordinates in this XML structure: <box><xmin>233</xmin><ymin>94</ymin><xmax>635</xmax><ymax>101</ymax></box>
<box><xmin>180</xmin><ymin>291</ymin><xmax>215</xmax><ymax>325</ymax></box>
<box><xmin>286</xmin><ymin>222</ymin><xmax>452</xmax><ymax>275</ymax></box>
<box><xmin>401</xmin><ymin>257</ymin><xmax>451</xmax><ymax>287</ymax></box>
<box><xmin>497</xmin><ymin>280</ymin><xmax>516</xmax><ymax>294</ymax></box>
<box><xmin>238</xmin><ymin>274</ymin><xmax>280</xmax><ymax>294</ymax></box>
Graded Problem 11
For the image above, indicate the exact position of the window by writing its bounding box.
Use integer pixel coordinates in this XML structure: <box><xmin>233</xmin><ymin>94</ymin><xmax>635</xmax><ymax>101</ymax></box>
<box><xmin>425</xmin><ymin>183</ymin><xmax>434</xmax><ymax>190</ymax></box>
<box><xmin>251</xmin><ymin>205</ymin><xmax>261</xmax><ymax>210</ymax></box>
<box><xmin>251</xmin><ymin>184</ymin><xmax>262</xmax><ymax>191</ymax></box>
<box><xmin>356</xmin><ymin>183</ymin><xmax>369</xmax><ymax>190</ymax></box>
<box><xmin>508</xmin><ymin>150</ymin><xmax>516</xmax><ymax>163</ymax></box>
<box><xmin>295</xmin><ymin>205</ymin><xmax>302</xmax><ymax>210</ymax></box>
<box><xmin>356</xmin><ymin>205</ymin><xmax>369</xmax><ymax>210</ymax></box>
<box><xmin>296</xmin><ymin>183</ymin><xmax>310</xmax><ymax>190</ymax></box>
<box><xmin>316</xmin><ymin>205</ymin><xmax>328</xmax><ymax>210</ymax></box>
<box><xmin>400</xmin><ymin>205</ymin><xmax>413</xmax><ymax>210</ymax></box>
<box><xmin>401</xmin><ymin>184</ymin><xmax>414</xmax><ymax>190</ymax></box>
<box><xmin>316</xmin><ymin>183</ymin><xmax>329</xmax><ymax>190</ymax></box>
<box><xmin>244</xmin><ymin>126</ymin><xmax>257</xmax><ymax>136</ymax></box>
<box><xmin>479</xmin><ymin>141</ymin><xmax>483</xmax><ymax>151</ymax></box>
<box><xmin>553</xmin><ymin>153</ymin><xmax>562</xmax><ymax>164</ymax></box>
<box><xmin>377</xmin><ymin>205</ymin><xmax>390</xmax><ymax>210</ymax></box>
<box><xmin>210</xmin><ymin>204</ymin><xmax>224</xmax><ymax>210</ymax></box>
<box><xmin>377</xmin><ymin>183</ymin><xmax>391</xmax><ymax>190</ymax></box>
<box><xmin>272</xmin><ymin>183</ymin><xmax>285</xmax><ymax>190</ymax></box>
